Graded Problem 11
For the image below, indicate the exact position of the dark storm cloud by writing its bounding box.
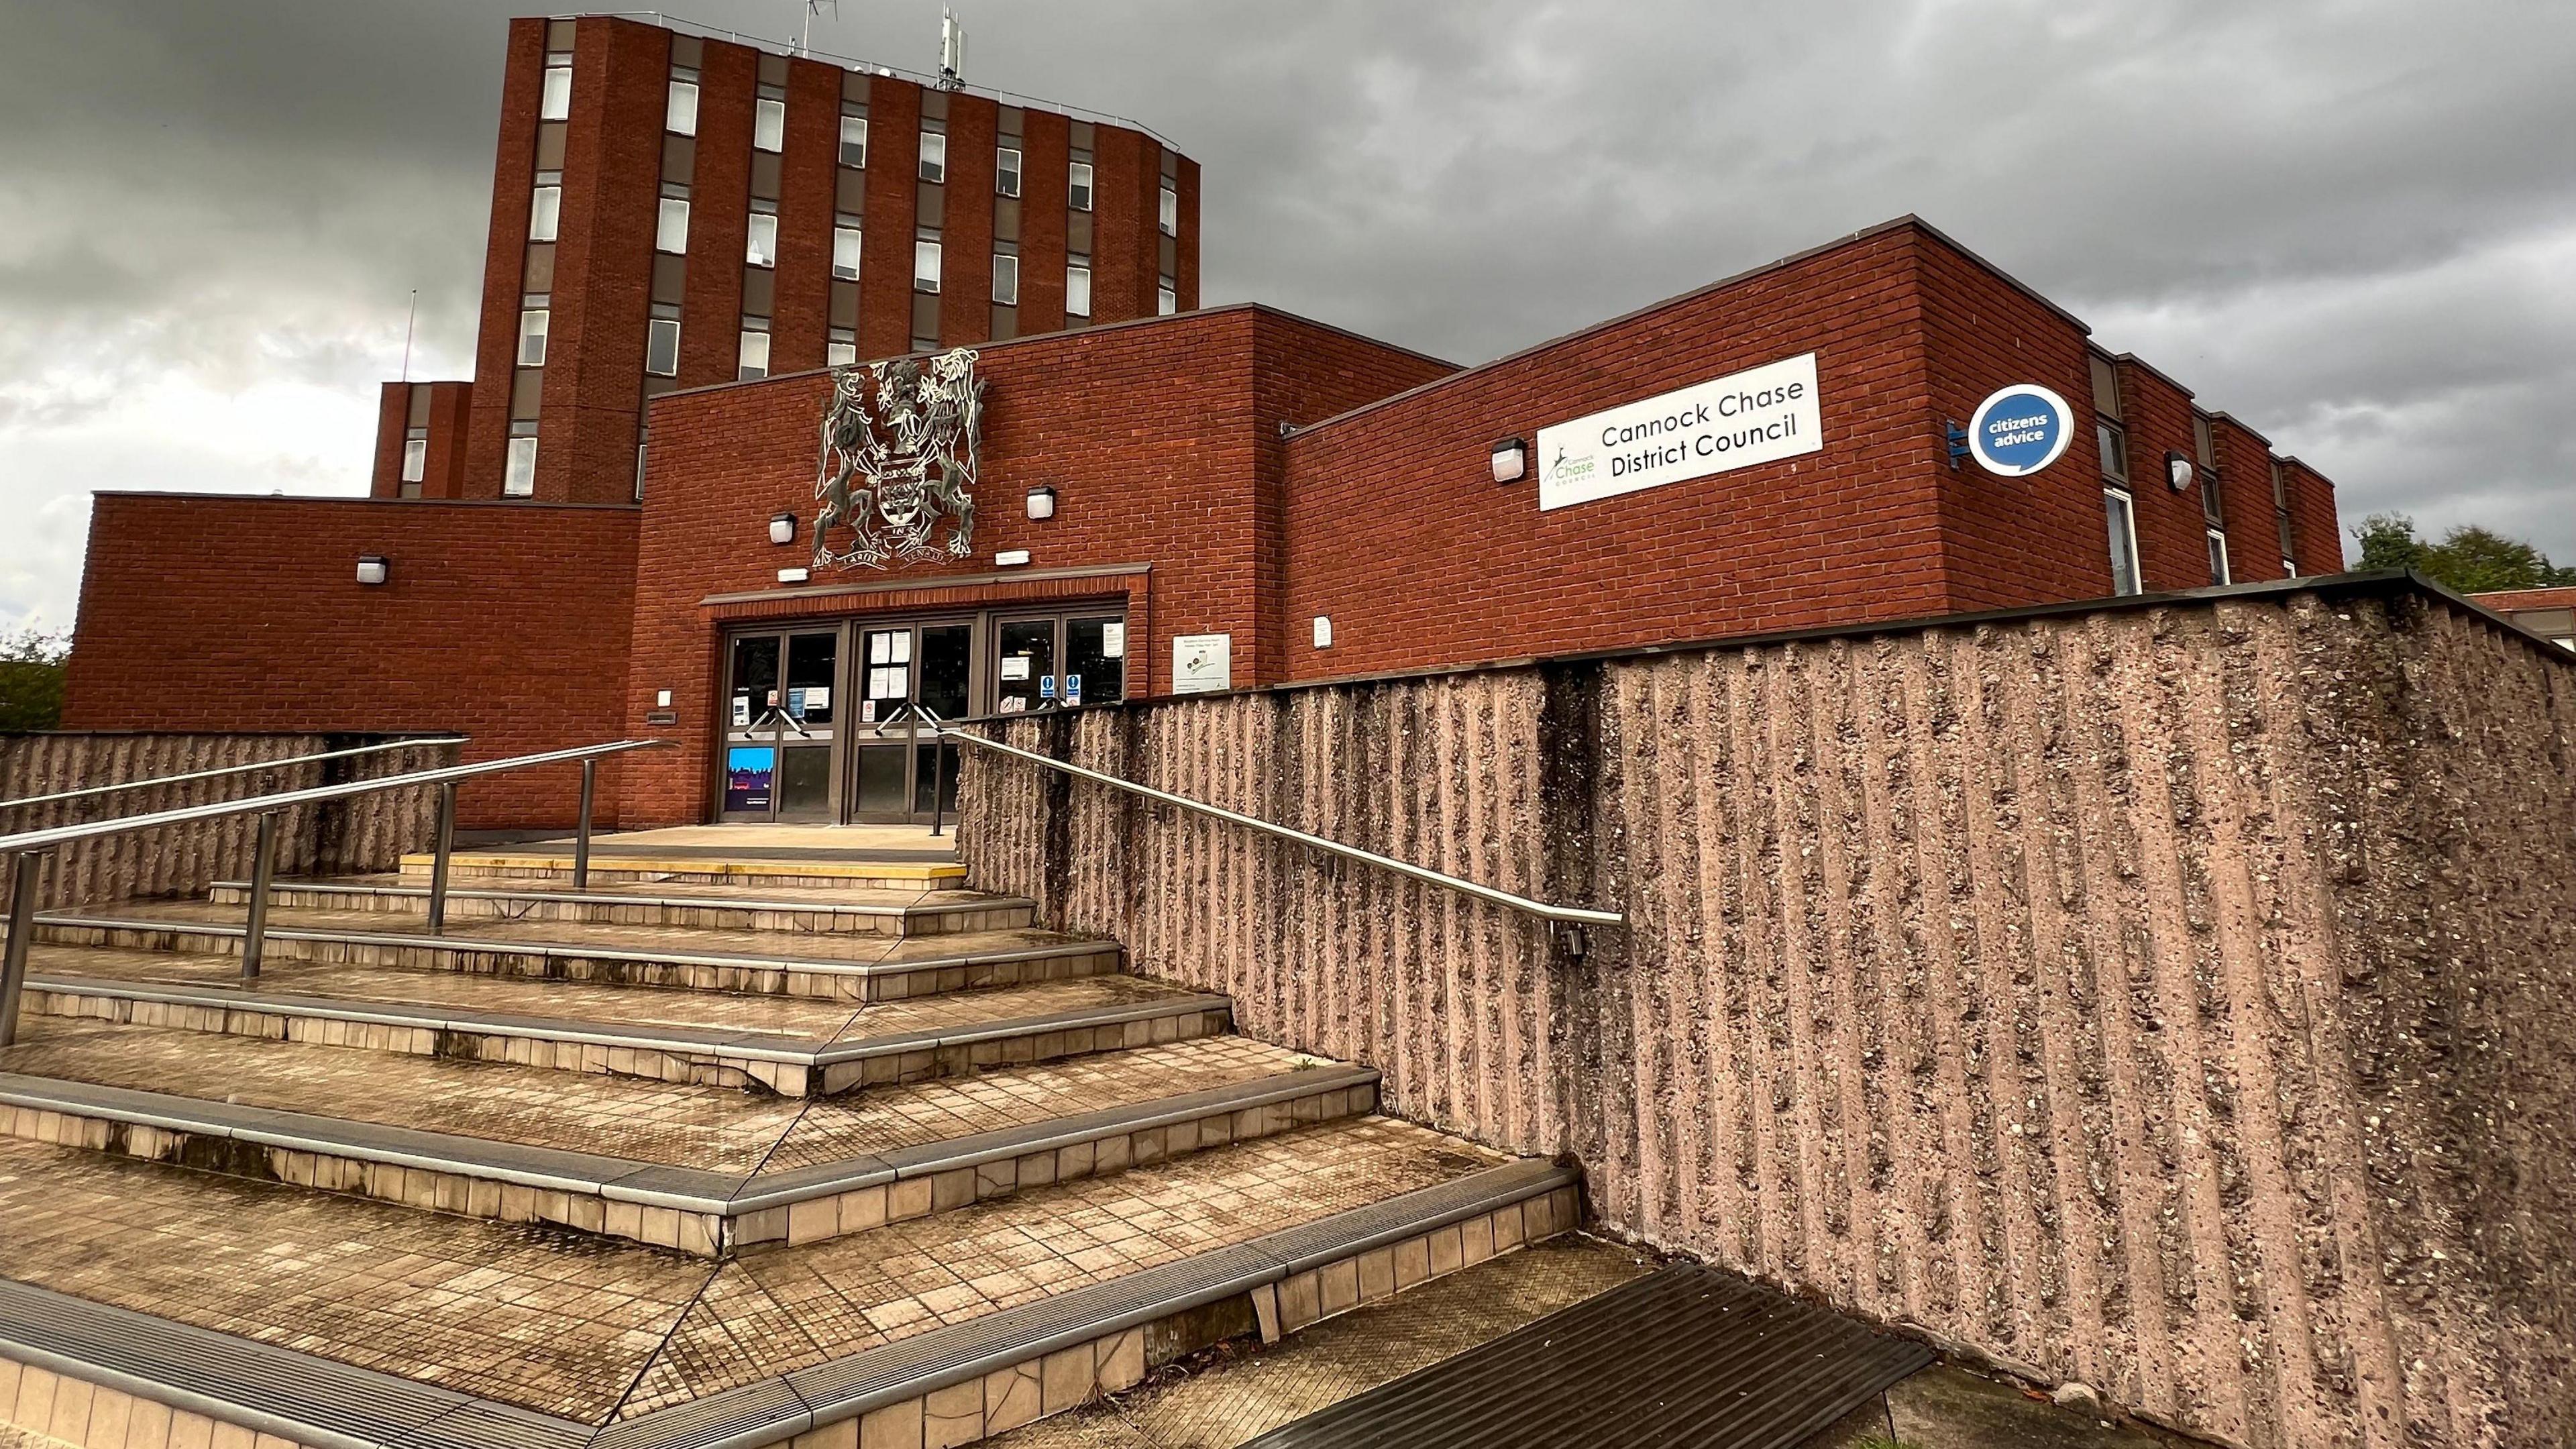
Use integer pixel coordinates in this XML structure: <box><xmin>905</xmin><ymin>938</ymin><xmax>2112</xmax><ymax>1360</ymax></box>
<box><xmin>1</xmin><ymin>0</ymin><xmax>2571</xmax><ymax>628</ymax></box>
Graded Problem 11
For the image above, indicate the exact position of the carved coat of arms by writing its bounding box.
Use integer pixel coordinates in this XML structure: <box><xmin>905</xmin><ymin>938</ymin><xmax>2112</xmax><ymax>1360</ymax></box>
<box><xmin>813</xmin><ymin>347</ymin><xmax>986</xmax><ymax>569</ymax></box>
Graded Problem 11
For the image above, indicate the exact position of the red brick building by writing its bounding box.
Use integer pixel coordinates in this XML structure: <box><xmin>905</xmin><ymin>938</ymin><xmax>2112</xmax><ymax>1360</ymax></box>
<box><xmin>64</xmin><ymin>217</ymin><xmax>2345</xmax><ymax>829</ymax></box>
<box><xmin>373</xmin><ymin>13</ymin><xmax>1197</xmax><ymax>506</ymax></box>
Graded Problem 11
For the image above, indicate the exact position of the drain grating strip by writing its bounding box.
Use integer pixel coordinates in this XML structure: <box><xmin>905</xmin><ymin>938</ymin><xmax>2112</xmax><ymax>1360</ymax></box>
<box><xmin>1240</xmin><ymin>1263</ymin><xmax>1935</xmax><ymax>1449</ymax></box>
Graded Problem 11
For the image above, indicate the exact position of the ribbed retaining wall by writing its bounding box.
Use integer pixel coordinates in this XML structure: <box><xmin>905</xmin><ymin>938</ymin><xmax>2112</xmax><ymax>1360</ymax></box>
<box><xmin>956</xmin><ymin>578</ymin><xmax>2576</xmax><ymax>1449</ymax></box>
<box><xmin>0</xmin><ymin>733</ymin><xmax>458</xmax><ymax>908</ymax></box>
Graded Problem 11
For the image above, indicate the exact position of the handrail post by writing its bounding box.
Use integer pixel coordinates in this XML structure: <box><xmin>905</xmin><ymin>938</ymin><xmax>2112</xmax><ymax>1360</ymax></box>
<box><xmin>574</xmin><ymin>757</ymin><xmax>598</xmax><ymax>890</ymax></box>
<box><xmin>427</xmin><ymin>782</ymin><xmax>457</xmax><ymax>935</ymax></box>
<box><xmin>0</xmin><ymin>852</ymin><xmax>40</xmax><ymax>1047</ymax></box>
<box><xmin>928</xmin><ymin>733</ymin><xmax>949</xmax><ymax>837</ymax></box>
<box><xmin>241</xmin><ymin>810</ymin><xmax>280</xmax><ymax>980</ymax></box>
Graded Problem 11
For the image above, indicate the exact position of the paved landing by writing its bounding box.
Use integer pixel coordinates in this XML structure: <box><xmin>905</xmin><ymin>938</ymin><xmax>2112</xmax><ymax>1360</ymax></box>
<box><xmin>0</xmin><ymin>1020</ymin><xmax>1318</xmax><ymax>1175</ymax></box>
<box><xmin>0</xmin><ymin>1117</ymin><xmax>1510</xmax><ymax>1426</ymax></box>
<box><xmin>266</xmin><ymin>874</ymin><xmax>1007</xmax><ymax>910</ymax></box>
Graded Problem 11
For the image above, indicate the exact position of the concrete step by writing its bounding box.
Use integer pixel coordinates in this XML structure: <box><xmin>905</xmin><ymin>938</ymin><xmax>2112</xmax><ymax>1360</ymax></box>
<box><xmin>0</xmin><ymin>1022</ymin><xmax>1375</xmax><ymax>1254</ymax></box>
<box><xmin>208</xmin><ymin>875</ymin><xmax>1036</xmax><ymax>936</ymax></box>
<box><xmin>17</xmin><ymin>943</ymin><xmax>1231</xmax><ymax>1097</ymax></box>
<box><xmin>399</xmin><ymin>849</ymin><xmax>968</xmax><ymax>892</ymax></box>
<box><xmin>28</xmin><ymin>904</ymin><xmax>1118</xmax><ymax>1003</ymax></box>
<box><xmin>0</xmin><ymin>1118</ymin><xmax>1574</xmax><ymax>1449</ymax></box>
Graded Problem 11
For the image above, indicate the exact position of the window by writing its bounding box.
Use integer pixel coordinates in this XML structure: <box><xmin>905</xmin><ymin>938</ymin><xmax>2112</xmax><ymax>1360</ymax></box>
<box><xmin>539</xmin><ymin>64</ymin><xmax>572</xmax><ymax>121</ymax></box>
<box><xmin>400</xmin><ymin>438</ymin><xmax>427</xmax><ymax>484</ymax></box>
<box><xmin>991</xmin><ymin>253</ymin><xmax>1019</xmax><ymax>305</ymax></box>
<box><xmin>1159</xmin><ymin>184</ymin><xmax>1177</xmax><ymax>235</ymax></box>
<box><xmin>2104</xmin><ymin>488</ymin><xmax>2141</xmax><ymax>596</ymax></box>
<box><xmin>645</xmin><ymin>317</ymin><xmax>680</xmax><ymax>376</ymax></box>
<box><xmin>1158</xmin><ymin>284</ymin><xmax>1177</xmax><ymax>316</ymax></box>
<box><xmin>2207</xmin><ymin>529</ymin><xmax>2231</xmax><ymax>586</ymax></box>
<box><xmin>826</xmin><ymin>329</ymin><xmax>857</xmax><ymax>368</ymax></box>
<box><xmin>745</xmin><ymin>212</ymin><xmax>778</xmax><ymax>267</ymax></box>
<box><xmin>517</xmin><ymin>308</ymin><xmax>549</xmax><ymax>366</ymax></box>
<box><xmin>1068</xmin><ymin>162</ymin><xmax>1093</xmax><ymax>211</ymax></box>
<box><xmin>1065</xmin><ymin>262</ymin><xmax>1091</xmax><ymax>317</ymax></box>
<box><xmin>753</xmin><ymin>98</ymin><xmax>786</xmax><ymax>152</ymax></box>
<box><xmin>665</xmin><ymin>80</ymin><xmax>698</xmax><ymax>136</ymax></box>
<box><xmin>833</xmin><ymin>226</ymin><xmax>863</xmax><ymax>280</ymax></box>
<box><xmin>918</xmin><ymin>132</ymin><xmax>947</xmax><ymax>183</ymax></box>
<box><xmin>914</xmin><ymin>239</ymin><xmax>941</xmax><ymax>293</ymax></box>
<box><xmin>996</xmin><ymin>146</ymin><xmax>1022</xmax><ymax>197</ymax></box>
<box><xmin>738</xmin><ymin>327</ymin><xmax>770</xmax><ymax>380</ymax></box>
<box><xmin>528</xmin><ymin>184</ymin><xmax>561</xmax><ymax>242</ymax></box>
<box><xmin>2096</xmin><ymin>419</ymin><xmax>2129</xmax><ymax>484</ymax></box>
<box><xmin>2272</xmin><ymin>462</ymin><xmax>2298</xmax><ymax>574</ymax></box>
<box><xmin>504</xmin><ymin>436</ymin><xmax>538</xmax><ymax>497</ymax></box>
<box><xmin>656</xmin><ymin>197</ymin><xmax>690</xmax><ymax>254</ymax></box>
<box><xmin>839</xmin><ymin>115</ymin><xmax>867</xmax><ymax>167</ymax></box>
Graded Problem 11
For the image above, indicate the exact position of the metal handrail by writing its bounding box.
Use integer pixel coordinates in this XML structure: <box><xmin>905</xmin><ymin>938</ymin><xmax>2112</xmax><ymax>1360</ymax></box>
<box><xmin>0</xmin><ymin>737</ymin><xmax>469</xmax><ymax>812</ymax></box>
<box><xmin>936</xmin><ymin>726</ymin><xmax>1624</xmax><ymax>931</ymax></box>
<box><xmin>0</xmin><ymin>739</ymin><xmax>667</xmax><ymax>1046</ymax></box>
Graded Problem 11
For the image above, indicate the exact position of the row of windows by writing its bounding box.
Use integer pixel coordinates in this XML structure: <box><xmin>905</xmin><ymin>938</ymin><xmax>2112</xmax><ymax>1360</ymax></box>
<box><xmin>2092</xmin><ymin>352</ymin><xmax>2296</xmax><ymax>596</ymax></box>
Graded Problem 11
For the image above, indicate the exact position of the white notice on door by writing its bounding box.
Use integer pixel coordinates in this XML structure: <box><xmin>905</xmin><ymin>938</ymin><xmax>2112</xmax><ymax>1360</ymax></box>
<box><xmin>1001</xmin><ymin>655</ymin><xmax>1032</xmax><ymax>682</ymax></box>
<box><xmin>1172</xmin><ymin>633</ymin><xmax>1230</xmax><ymax>694</ymax></box>
<box><xmin>1100</xmin><ymin>623</ymin><xmax>1126</xmax><ymax>659</ymax></box>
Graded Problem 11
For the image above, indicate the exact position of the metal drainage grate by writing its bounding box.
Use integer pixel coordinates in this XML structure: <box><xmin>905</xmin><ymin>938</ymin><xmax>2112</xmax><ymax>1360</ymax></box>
<box><xmin>1240</xmin><ymin>1263</ymin><xmax>1935</xmax><ymax>1449</ymax></box>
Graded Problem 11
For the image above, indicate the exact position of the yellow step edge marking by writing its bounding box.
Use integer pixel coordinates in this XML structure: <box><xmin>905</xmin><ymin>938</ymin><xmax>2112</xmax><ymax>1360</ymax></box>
<box><xmin>396</xmin><ymin>852</ymin><xmax>965</xmax><ymax>880</ymax></box>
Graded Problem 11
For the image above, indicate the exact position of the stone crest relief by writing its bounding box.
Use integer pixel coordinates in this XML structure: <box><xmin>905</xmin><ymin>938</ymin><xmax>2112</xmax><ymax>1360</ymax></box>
<box><xmin>812</xmin><ymin>347</ymin><xmax>986</xmax><ymax>570</ymax></box>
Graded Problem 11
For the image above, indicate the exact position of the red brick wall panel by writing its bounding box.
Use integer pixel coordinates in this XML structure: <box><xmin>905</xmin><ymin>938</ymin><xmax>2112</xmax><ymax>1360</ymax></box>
<box><xmin>2114</xmin><ymin>357</ymin><xmax>2222</xmax><ymax>592</ymax></box>
<box><xmin>941</xmin><ymin>94</ymin><xmax>999</xmax><ymax>350</ymax></box>
<box><xmin>1017</xmin><ymin>110</ymin><xmax>1069</xmax><ymax>335</ymax></box>
<box><xmin>858</xmin><ymin>80</ymin><xmax>921</xmax><ymax>358</ymax></box>
<box><xmin>369</xmin><ymin>385</ymin><xmax>409</xmax><ymax>498</ymax></box>
<box><xmin>676</xmin><ymin>38</ymin><xmax>756</xmax><ymax>390</ymax></box>
<box><xmin>1175</xmin><ymin>156</ymin><xmax>1200</xmax><ymax>312</ymax></box>
<box><xmin>769</xmin><ymin>55</ymin><xmax>845</xmax><ymax>374</ymax></box>
<box><xmin>462</xmin><ymin>19</ymin><xmax>549</xmax><ymax>496</ymax></box>
<box><xmin>2209</xmin><ymin>417</ymin><xmax>2286</xmax><ymax>582</ymax></box>
<box><xmin>2286</xmin><ymin>458</ymin><xmax>2345</xmax><ymax>574</ymax></box>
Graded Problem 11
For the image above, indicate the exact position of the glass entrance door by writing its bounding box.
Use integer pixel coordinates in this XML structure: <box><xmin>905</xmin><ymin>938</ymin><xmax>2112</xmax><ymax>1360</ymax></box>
<box><xmin>994</xmin><ymin>610</ymin><xmax>1126</xmax><ymax>713</ymax></box>
<box><xmin>720</xmin><ymin>628</ymin><xmax>841</xmax><ymax>821</ymax></box>
<box><xmin>848</xmin><ymin>619</ymin><xmax>975</xmax><ymax>821</ymax></box>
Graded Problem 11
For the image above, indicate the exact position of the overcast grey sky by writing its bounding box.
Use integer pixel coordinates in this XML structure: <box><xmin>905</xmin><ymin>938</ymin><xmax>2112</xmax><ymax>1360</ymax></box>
<box><xmin>3</xmin><ymin>0</ymin><xmax>2571</xmax><ymax>632</ymax></box>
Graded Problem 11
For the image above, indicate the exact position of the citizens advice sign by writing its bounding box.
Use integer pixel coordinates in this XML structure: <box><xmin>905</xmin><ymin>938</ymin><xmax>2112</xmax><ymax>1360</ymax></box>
<box><xmin>1538</xmin><ymin>352</ymin><xmax>1822</xmax><ymax>511</ymax></box>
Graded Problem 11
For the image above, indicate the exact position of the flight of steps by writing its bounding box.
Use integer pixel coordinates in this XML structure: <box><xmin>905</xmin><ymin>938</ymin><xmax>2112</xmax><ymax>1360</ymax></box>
<box><xmin>0</xmin><ymin>853</ymin><xmax>1579</xmax><ymax>1449</ymax></box>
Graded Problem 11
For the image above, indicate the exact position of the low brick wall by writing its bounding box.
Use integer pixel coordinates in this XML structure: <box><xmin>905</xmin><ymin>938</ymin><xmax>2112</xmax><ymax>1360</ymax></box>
<box><xmin>0</xmin><ymin>733</ymin><xmax>458</xmax><ymax>908</ymax></box>
<box><xmin>956</xmin><ymin>577</ymin><xmax>2576</xmax><ymax>1449</ymax></box>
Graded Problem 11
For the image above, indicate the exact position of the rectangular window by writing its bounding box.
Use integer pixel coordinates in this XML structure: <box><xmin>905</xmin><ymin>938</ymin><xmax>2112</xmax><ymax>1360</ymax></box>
<box><xmin>645</xmin><ymin>317</ymin><xmax>680</xmax><ymax>376</ymax></box>
<box><xmin>528</xmin><ymin>184</ymin><xmax>561</xmax><ymax>242</ymax></box>
<box><xmin>517</xmin><ymin>308</ymin><xmax>549</xmax><ymax>366</ymax></box>
<box><xmin>400</xmin><ymin>438</ymin><xmax>427</xmax><ymax>484</ymax></box>
<box><xmin>666</xmin><ymin>80</ymin><xmax>698</xmax><ymax>136</ymax></box>
<box><xmin>839</xmin><ymin>115</ymin><xmax>867</xmax><ymax>167</ymax></box>
<box><xmin>2207</xmin><ymin>529</ymin><xmax>2231</xmax><ymax>586</ymax></box>
<box><xmin>1159</xmin><ymin>184</ymin><xmax>1177</xmax><ymax>235</ymax></box>
<box><xmin>991</xmin><ymin>253</ymin><xmax>1019</xmax><ymax>305</ymax></box>
<box><xmin>1157</xmin><ymin>284</ymin><xmax>1176</xmax><ymax>316</ymax></box>
<box><xmin>2090</xmin><ymin>353</ymin><xmax>2123</xmax><ymax>419</ymax></box>
<box><xmin>656</xmin><ymin>197</ymin><xmax>690</xmax><ymax>254</ymax></box>
<box><xmin>738</xmin><ymin>327</ymin><xmax>770</xmax><ymax>380</ymax></box>
<box><xmin>1068</xmin><ymin>162</ymin><xmax>1093</xmax><ymax>211</ymax></box>
<box><xmin>996</xmin><ymin>146</ymin><xmax>1022</xmax><ymax>197</ymax></box>
<box><xmin>833</xmin><ymin>226</ymin><xmax>863</xmax><ymax>279</ymax></box>
<box><xmin>2202</xmin><ymin>470</ymin><xmax>2225</xmax><ymax>528</ymax></box>
<box><xmin>914</xmin><ymin>239</ymin><xmax>941</xmax><ymax>292</ymax></box>
<box><xmin>2192</xmin><ymin>413</ymin><xmax>2215</xmax><ymax>469</ymax></box>
<box><xmin>753</xmin><ymin>98</ymin><xmax>786</xmax><ymax>152</ymax></box>
<box><xmin>504</xmin><ymin>436</ymin><xmax>538</xmax><ymax>497</ymax></box>
<box><xmin>2096</xmin><ymin>419</ymin><xmax>2129</xmax><ymax>483</ymax></box>
<box><xmin>1065</xmin><ymin>262</ymin><xmax>1091</xmax><ymax>317</ymax></box>
<box><xmin>539</xmin><ymin>64</ymin><xmax>572</xmax><ymax>121</ymax></box>
<box><xmin>918</xmin><ymin>131</ymin><xmax>947</xmax><ymax>182</ymax></box>
<box><xmin>826</xmin><ymin>330</ymin><xmax>857</xmax><ymax>368</ymax></box>
<box><xmin>746</xmin><ymin>211</ymin><xmax>778</xmax><ymax>267</ymax></box>
<box><xmin>2273</xmin><ymin>462</ymin><xmax>2297</xmax><ymax>574</ymax></box>
<box><xmin>2104</xmin><ymin>488</ymin><xmax>2141</xmax><ymax>596</ymax></box>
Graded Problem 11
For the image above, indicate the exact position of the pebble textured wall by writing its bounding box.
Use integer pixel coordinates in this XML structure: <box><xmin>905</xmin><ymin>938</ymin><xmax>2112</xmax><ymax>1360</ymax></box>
<box><xmin>959</xmin><ymin>580</ymin><xmax>2575</xmax><ymax>1449</ymax></box>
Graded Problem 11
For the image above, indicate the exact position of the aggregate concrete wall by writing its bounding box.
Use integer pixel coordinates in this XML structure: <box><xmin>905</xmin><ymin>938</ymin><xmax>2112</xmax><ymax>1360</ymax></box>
<box><xmin>956</xmin><ymin>576</ymin><xmax>2576</xmax><ymax>1449</ymax></box>
<box><xmin>0</xmin><ymin>733</ymin><xmax>456</xmax><ymax>908</ymax></box>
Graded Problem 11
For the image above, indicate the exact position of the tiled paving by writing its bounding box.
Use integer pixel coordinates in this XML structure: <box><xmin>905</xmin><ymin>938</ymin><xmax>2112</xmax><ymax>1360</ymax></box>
<box><xmin>0</xmin><ymin>1020</ymin><xmax>1320</xmax><ymax>1175</ymax></box>
<box><xmin>46</xmin><ymin>901</ymin><xmax>1079</xmax><ymax>968</ymax></box>
<box><xmin>0</xmin><ymin>1117</ymin><xmax>1509</xmax><ymax>1427</ymax></box>
<box><xmin>825</xmin><ymin>973</ymin><xmax>1212</xmax><ymax>1043</ymax></box>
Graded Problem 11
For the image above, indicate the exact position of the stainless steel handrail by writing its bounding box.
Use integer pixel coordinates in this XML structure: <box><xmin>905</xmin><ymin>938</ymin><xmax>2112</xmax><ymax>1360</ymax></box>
<box><xmin>936</xmin><ymin>726</ymin><xmax>1624</xmax><ymax>931</ymax></box>
<box><xmin>0</xmin><ymin>736</ymin><xmax>470</xmax><ymax>812</ymax></box>
<box><xmin>0</xmin><ymin>739</ymin><xmax>667</xmax><ymax>1046</ymax></box>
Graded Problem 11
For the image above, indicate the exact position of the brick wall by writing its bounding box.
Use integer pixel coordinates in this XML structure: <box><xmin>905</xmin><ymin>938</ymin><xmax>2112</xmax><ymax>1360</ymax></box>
<box><xmin>366</xmin><ymin>382</ymin><xmax>473</xmax><ymax>500</ymax></box>
<box><xmin>60</xmin><ymin>496</ymin><xmax>639</xmax><ymax>829</ymax></box>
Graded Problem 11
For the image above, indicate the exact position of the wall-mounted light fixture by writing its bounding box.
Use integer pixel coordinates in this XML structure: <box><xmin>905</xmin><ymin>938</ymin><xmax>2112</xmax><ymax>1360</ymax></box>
<box><xmin>2165</xmin><ymin>451</ymin><xmax>2194</xmax><ymax>492</ymax></box>
<box><xmin>1491</xmin><ymin>436</ymin><xmax>1527</xmax><ymax>484</ymax></box>
<box><xmin>1026</xmin><ymin>485</ymin><xmax>1057</xmax><ymax>521</ymax></box>
<box><xmin>356</xmin><ymin>555</ymin><xmax>390</xmax><ymax>586</ymax></box>
<box><xmin>769</xmin><ymin>511</ymin><xmax>798</xmax><ymax>545</ymax></box>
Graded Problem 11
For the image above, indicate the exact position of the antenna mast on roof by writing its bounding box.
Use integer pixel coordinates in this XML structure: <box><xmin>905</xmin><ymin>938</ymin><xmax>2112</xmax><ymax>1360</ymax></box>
<box><xmin>796</xmin><ymin>0</ymin><xmax>837</xmax><ymax>56</ymax></box>
<box><xmin>938</xmin><ymin>8</ymin><xmax>966</xmax><ymax>89</ymax></box>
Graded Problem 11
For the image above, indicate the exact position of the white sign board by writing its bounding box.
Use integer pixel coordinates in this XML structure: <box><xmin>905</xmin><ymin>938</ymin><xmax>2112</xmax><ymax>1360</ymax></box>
<box><xmin>1172</xmin><ymin>633</ymin><xmax>1232</xmax><ymax>694</ymax></box>
<box><xmin>1537</xmin><ymin>353</ymin><xmax>1822</xmax><ymax>511</ymax></box>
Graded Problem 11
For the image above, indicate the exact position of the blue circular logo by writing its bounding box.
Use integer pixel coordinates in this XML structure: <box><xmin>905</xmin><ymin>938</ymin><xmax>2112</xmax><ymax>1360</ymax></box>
<box><xmin>1968</xmin><ymin>384</ymin><xmax>2075</xmax><ymax>477</ymax></box>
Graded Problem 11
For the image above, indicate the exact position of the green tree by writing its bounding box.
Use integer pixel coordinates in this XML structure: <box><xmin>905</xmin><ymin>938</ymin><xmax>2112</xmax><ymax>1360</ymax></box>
<box><xmin>2349</xmin><ymin>513</ymin><xmax>2576</xmax><ymax>593</ymax></box>
<box><xmin>0</xmin><ymin>627</ymin><xmax>70</xmax><ymax>733</ymax></box>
